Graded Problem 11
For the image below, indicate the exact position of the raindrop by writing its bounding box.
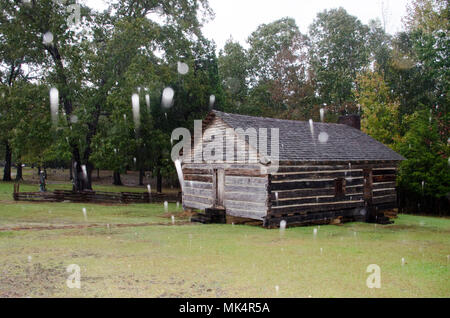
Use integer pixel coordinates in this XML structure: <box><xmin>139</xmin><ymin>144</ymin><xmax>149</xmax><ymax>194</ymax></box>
<box><xmin>123</xmin><ymin>114</ymin><xmax>127</xmax><ymax>121</ymax></box>
<box><xmin>318</xmin><ymin>132</ymin><xmax>329</xmax><ymax>143</ymax></box>
<box><xmin>49</xmin><ymin>87</ymin><xmax>59</xmax><ymax>124</ymax></box>
<box><xmin>43</xmin><ymin>31</ymin><xmax>53</xmax><ymax>45</ymax></box>
<box><xmin>132</xmin><ymin>93</ymin><xmax>140</xmax><ymax>129</ymax></box>
<box><xmin>209</xmin><ymin>95</ymin><xmax>216</xmax><ymax>108</ymax></box>
<box><xmin>164</xmin><ymin>201</ymin><xmax>168</xmax><ymax>213</ymax></box>
<box><xmin>81</xmin><ymin>165</ymin><xmax>87</xmax><ymax>181</ymax></box>
<box><xmin>320</xmin><ymin>108</ymin><xmax>325</xmax><ymax>122</ymax></box>
<box><xmin>280</xmin><ymin>220</ymin><xmax>287</xmax><ymax>236</ymax></box>
<box><xmin>171</xmin><ymin>215</ymin><xmax>175</xmax><ymax>225</ymax></box>
<box><xmin>82</xmin><ymin>208</ymin><xmax>87</xmax><ymax>221</ymax></box>
<box><xmin>70</xmin><ymin>115</ymin><xmax>78</xmax><ymax>124</ymax></box>
<box><xmin>313</xmin><ymin>228</ymin><xmax>318</xmax><ymax>238</ymax></box>
<box><xmin>320</xmin><ymin>248</ymin><xmax>323</xmax><ymax>255</ymax></box>
<box><xmin>401</xmin><ymin>258</ymin><xmax>405</xmax><ymax>266</ymax></box>
<box><xmin>145</xmin><ymin>94</ymin><xmax>150</xmax><ymax>112</ymax></box>
<box><xmin>176</xmin><ymin>201</ymin><xmax>180</xmax><ymax>209</ymax></box>
<box><xmin>177</xmin><ymin>62</ymin><xmax>189</xmax><ymax>75</ymax></box>
<box><xmin>133</xmin><ymin>157</ymin><xmax>137</xmax><ymax>165</ymax></box>
<box><xmin>161</xmin><ymin>87</ymin><xmax>174</xmax><ymax>108</ymax></box>
<box><xmin>27</xmin><ymin>255</ymin><xmax>32</xmax><ymax>263</ymax></box>
<box><xmin>275</xmin><ymin>285</ymin><xmax>279</xmax><ymax>296</ymax></box>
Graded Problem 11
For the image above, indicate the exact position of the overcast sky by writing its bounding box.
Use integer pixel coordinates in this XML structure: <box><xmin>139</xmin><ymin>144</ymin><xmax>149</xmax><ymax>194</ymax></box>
<box><xmin>203</xmin><ymin>0</ymin><xmax>410</xmax><ymax>50</ymax></box>
<box><xmin>86</xmin><ymin>0</ymin><xmax>410</xmax><ymax>51</ymax></box>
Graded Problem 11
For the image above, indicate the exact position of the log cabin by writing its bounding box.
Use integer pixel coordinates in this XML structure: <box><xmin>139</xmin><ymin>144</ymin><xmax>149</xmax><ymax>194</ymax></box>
<box><xmin>181</xmin><ymin>110</ymin><xmax>405</xmax><ymax>228</ymax></box>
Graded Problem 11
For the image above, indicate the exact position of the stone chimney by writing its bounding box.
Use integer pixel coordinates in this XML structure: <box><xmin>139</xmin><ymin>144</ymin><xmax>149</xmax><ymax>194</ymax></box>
<box><xmin>338</xmin><ymin>115</ymin><xmax>361</xmax><ymax>130</ymax></box>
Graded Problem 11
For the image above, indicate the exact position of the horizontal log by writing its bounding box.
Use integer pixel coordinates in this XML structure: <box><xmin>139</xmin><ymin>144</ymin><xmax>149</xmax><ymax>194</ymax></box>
<box><xmin>373</xmin><ymin>175</ymin><xmax>397</xmax><ymax>183</ymax></box>
<box><xmin>270</xmin><ymin>178</ymin><xmax>363</xmax><ymax>191</ymax></box>
<box><xmin>224</xmin><ymin>200</ymin><xmax>267</xmax><ymax>212</ymax></box>
<box><xmin>183</xmin><ymin>195</ymin><xmax>213</xmax><ymax>205</ymax></box>
<box><xmin>270</xmin><ymin>201</ymin><xmax>364</xmax><ymax>216</ymax></box>
<box><xmin>272</xmin><ymin>194</ymin><xmax>364</xmax><ymax>207</ymax></box>
<box><xmin>225</xmin><ymin>176</ymin><xmax>268</xmax><ymax>186</ymax></box>
<box><xmin>265</xmin><ymin>208</ymin><xmax>361</xmax><ymax>228</ymax></box>
<box><xmin>225</xmin><ymin>192</ymin><xmax>267</xmax><ymax>202</ymax></box>
<box><xmin>269</xmin><ymin>186</ymin><xmax>364</xmax><ymax>200</ymax></box>
<box><xmin>373</xmin><ymin>189</ymin><xmax>397</xmax><ymax>197</ymax></box>
<box><xmin>226</xmin><ymin>208</ymin><xmax>266</xmax><ymax>220</ymax></box>
<box><xmin>372</xmin><ymin>169</ymin><xmax>397</xmax><ymax>176</ymax></box>
<box><xmin>183</xmin><ymin>181</ymin><xmax>213</xmax><ymax>190</ymax></box>
<box><xmin>225</xmin><ymin>169</ymin><xmax>267</xmax><ymax>177</ymax></box>
<box><xmin>183</xmin><ymin>187</ymin><xmax>213</xmax><ymax>198</ymax></box>
<box><xmin>183</xmin><ymin>200</ymin><xmax>211</xmax><ymax>210</ymax></box>
<box><xmin>182</xmin><ymin>163</ymin><xmax>262</xmax><ymax>170</ymax></box>
<box><xmin>225</xmin><ymin>184</ymin><xmax>267</xmax><ymax>193</ymax></box>
<box><xmin>184</xmin><ymin>174</ymin><xmax>213</xmax><ymax>183</ymax></box>
<box><xmin>183</xmin><ymin>168</ymin><xmax>212</xmax><ymax>175</ymax></box>
<box><xmin>275</xmin><ymin>162</ymin><xmax>399</xmax><ymax>172</ymax></box>
<box><xmin>372</xmin><ymin>195</ymin><xmax>397</xmax><ymax>204</ymax></box>
<box><xmin>372</xmin><ymin>182</ymin><xmax>396</xmax><ymax>190</ymax></box>
<box><xmin>272</xmin><ymin>171</ymin><xmax>362</xmax><ymax>181</ymax></box>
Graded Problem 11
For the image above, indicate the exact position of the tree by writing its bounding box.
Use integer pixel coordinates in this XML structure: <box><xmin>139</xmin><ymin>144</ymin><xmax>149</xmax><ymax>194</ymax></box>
<box><xmin>247</xmin><ymin>17</ymin><xmax>302</xmax><ymax>83</ymax></box>
<box><xmin>396</xmin><ymin>110</ymin><xmax>449</xmax><ymax>215</ymax></box>
<box><xmin>355</xmin><ymin>71</ymin><xmax>401</xmax><ymax>146</ymax></box>
<box><xmin>309</xmin><ymin>8</ymin><xmax>370</xmax><ymax>112</ymax></box>
<box><xmin>218</xmin><ymin>39</ymin><xmax>249</xmax><ymax>108</ymax></box>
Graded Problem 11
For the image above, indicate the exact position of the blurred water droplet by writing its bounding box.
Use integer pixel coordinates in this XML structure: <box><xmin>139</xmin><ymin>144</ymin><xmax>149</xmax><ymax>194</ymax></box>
<box><xmin>177</xmin><ymin>61</ymin><xmax>189</xmax><ymax>75</ymax></box>
<box><xmin>209</xmin><ymin>95</ymin><xmax>216</xmax><ymax>108</ymax></box>
<box><xmin>164</xmin><ymin>201</ymin><xmax>168</xmax><ymax>213</ymax></box>
<box><xmin>318</xmin><ymin>132</ymin><xmax>329</xmax><ymax>143</ymax></box>
<box><xmin>145</xmin><ymin>94</ymin><xmax>150</xmax><ymax>112</ymax></box>
<box><xmin>171</xmin><ymin>215</ymin><xmax>175</xmax><ymax>225</ymax></box>
<box><xmin>279</xmin><ymin>220</ymin><xmax>286</xmax><ymax>236</ymax></box>
<box><xmin>81</xmin><ymin>165</ymin><xmax>87</xmax><ymax>181</ymax></box>
<box><xmin>162</xmin><ymin>87</ymin><xmax>174</xmax><ymax>108</ymax></box>
<box><xmin>132</xmin><ymin>93</ymin><xmax>140</xmax><ymax>129</ymax></box>
<box><xmin>401</xmin><ymin>258</ymin><xmax>405</xmax><ymax>266</ymax></box>
<box><xmin>27</xmin><ymin>255</ymin><xmax>32</xmax><ymax>263</ymax></box>
<box><xmin>49</xmin><ymin>87</ymin><xmax>59</xmax><ymax>124</ymax></box>
<box><xmin>43</xmin><ymin>31</ymin><xmax>53</xmax><ymax>45</ymax></box>
<box><xmin>275</xmin><ymin>285</ymin><xmax>279</xmax><ymax>296</ymax></box>
<box><xmin>82</xmin><ymin>208</ymin><xmax>87</xmax><ymax>221</ymax></box>
<box><xmin>320</xmin><ymin>108</ymin><xmax>325</xmax><ymax>122</ymax></box>
<box><xmin>70</xmin><ymin>114</ymin><xmax>78</xmax><ymax>123</ymax></box>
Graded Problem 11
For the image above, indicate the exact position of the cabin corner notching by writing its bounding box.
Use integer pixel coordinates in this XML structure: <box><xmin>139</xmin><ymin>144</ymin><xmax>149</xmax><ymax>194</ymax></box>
<box><xmin>181</xmin><ymin>111</ymin><xmax>405</xmax><ymax>228</ymax></box>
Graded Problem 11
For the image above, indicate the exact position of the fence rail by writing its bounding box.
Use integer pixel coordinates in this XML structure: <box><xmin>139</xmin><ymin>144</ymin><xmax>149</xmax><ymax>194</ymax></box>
<box><xmin>12</xmin><ymin>184</ymin><xmax>180</xmax><ymax>204</ymax></box>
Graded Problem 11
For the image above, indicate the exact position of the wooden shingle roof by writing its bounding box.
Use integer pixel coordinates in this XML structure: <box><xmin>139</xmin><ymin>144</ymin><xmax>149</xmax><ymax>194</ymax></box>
<box><xmin>210</xmin><ymin>110</ymin><xmax>405</xmax><ymax>162</ymax></box>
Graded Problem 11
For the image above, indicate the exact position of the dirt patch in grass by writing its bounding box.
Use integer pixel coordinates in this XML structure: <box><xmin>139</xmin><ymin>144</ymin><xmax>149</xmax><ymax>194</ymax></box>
<box><xmin>0</xmin><ymin>262</ymin><xmax>66</xmax><ymax>298</ymax></box>
<box><xmin>0</xmin><ymin>222</ymin><xmax>194</xmax><ymax>232</ymax></box>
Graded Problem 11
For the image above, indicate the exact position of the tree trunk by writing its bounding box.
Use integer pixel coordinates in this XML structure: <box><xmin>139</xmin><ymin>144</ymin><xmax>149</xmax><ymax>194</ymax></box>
<box><xmin>113</xmin><ymin>171</ymin><xmax>122</xmax><ymax>186</ymax></box>
<box><xmin>157</xmin><ymin>168</ymin><xmax>162</xmax><ymax>193</ymax></box>
<box><xmin>2</xmin><ymin>142</ymin><xmax>12</xmax><ymax>182</ymax></box>
<box><xmin>15</xmin><ymin>163</ymin><xmax>23</xmax><ymax>181</ymax></box>
<box><xmin>139</xmin><ymin>169</ymin><xmax>145</xmax><ymax>186</ymax></box>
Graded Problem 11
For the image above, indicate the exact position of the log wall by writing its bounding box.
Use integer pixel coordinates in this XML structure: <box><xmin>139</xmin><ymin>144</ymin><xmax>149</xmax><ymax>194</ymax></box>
<box><xmin>182</xmin><ymin>163</ymin><xmax>269</xmax><ymax>220</ymax></box>
<box><xmin>265</xmin><ymin>161</ymin><xmax>399</xmax><ymax>227</ymax></box>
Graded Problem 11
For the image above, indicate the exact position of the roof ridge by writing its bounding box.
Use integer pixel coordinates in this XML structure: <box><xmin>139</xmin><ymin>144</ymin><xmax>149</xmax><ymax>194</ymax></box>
<box><xmin>211</xmin><ymin>110</ymin><xmax>348</xmax><ymax>127</ymax></box>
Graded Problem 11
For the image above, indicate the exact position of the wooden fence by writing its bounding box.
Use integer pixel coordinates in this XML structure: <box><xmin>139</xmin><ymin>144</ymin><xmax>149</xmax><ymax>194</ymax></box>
<box><xmin>13</xmin><ymin>184</ymin><xmax>180</xmax><ymax>204</ymax></box>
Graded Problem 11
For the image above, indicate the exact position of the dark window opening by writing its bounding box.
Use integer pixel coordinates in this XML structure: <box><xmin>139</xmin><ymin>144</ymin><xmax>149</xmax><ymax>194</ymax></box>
<box><xmin>335</xmin><ymin>178</ymin><xmax>346</xmax><ymax>198</ymax></box>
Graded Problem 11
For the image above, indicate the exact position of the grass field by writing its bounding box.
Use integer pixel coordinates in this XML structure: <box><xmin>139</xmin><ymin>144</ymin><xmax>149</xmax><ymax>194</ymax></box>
<box><xmin>0</xmin><ymin>181</ymin><xmax>449</xmax><ymax>298</ymax></box>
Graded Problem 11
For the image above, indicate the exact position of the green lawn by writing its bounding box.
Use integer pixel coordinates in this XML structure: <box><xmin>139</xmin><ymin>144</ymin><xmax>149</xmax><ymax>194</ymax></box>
<box><xmin>0</xmin><ymin>181</ymin><xmax>449</xmax><ymax>298</ymax></box>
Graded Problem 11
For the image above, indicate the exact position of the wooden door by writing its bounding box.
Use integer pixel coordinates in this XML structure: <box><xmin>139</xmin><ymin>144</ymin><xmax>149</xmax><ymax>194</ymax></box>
<box><xmin>214</xmin><ymin>169</ymin><xmax>225</xmax><ymax>207</ymax></box>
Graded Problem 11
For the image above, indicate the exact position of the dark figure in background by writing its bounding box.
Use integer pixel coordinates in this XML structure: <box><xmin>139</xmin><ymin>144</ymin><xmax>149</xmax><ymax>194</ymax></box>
<box><xmin>39</xmin><ymin>171</ymin><xmax>47</xmax><ymax>192</ymax></box>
